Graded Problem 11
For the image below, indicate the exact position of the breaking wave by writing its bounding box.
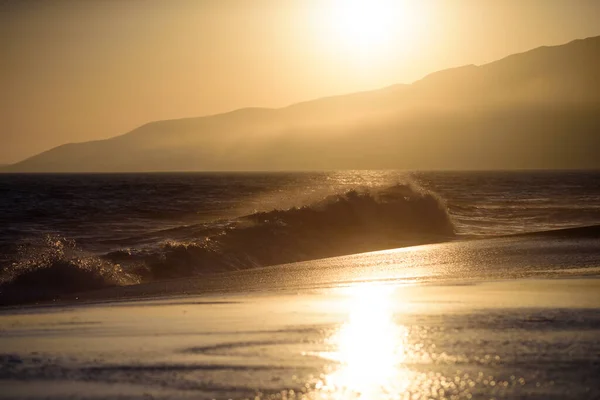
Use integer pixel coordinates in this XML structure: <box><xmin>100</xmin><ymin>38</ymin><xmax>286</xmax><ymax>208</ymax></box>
<box><xmin>0</xmin><ymin>183</ymin><xmax>454</xmax><ymax>304</ymax></box>
<box><xmin>0</xmin><ymin>235</ymin><xmax>140</xmax><ymax>305</ymax></box>
<box><xmin>111</xmin><ymin>183</ymin><xmax>455</xmax><ymax>280</ymax></box>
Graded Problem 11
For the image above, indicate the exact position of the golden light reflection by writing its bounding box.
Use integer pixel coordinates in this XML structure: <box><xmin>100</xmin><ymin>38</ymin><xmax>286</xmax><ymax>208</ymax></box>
<box><xmin>316</xmin><ymin>283</ymin><xmax>411</xmax><ymax>398</ymax></box>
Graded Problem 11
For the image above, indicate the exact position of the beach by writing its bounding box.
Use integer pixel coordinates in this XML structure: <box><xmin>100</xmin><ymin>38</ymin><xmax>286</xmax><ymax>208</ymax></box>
<box><xmin>3</xmin><ymin>4</ymin><xmax>600</xmax><ymax>398</ymax></box>
<box><xmin>1</xmin><ymin>232</ymin><xmax>599</xmax><ymax>399</ymax></box>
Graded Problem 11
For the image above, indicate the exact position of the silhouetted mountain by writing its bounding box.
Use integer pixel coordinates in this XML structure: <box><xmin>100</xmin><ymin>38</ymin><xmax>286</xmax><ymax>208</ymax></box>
<box><xmin>4</xmin><ymin>36</ymin><xmax>600</xmax><ymax>172</ymax></box>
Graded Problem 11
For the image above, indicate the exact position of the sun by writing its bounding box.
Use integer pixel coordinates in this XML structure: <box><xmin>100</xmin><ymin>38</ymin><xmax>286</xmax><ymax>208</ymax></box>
<box><xmin>333</xmin><ymin>0</ymin><xmax>395</xmax><ymax>49</ymax></box>
<box><xmin>319</xmin><ymin>0</ymin><xmax>425</xmax><ymax>62</ymax></box>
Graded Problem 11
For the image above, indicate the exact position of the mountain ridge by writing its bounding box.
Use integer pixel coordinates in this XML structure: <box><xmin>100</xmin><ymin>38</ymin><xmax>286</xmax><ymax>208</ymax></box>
<box><xmin>4</xmin><ymin>35</ymin><xmax>600</xmax><ymax>172</ymax></box>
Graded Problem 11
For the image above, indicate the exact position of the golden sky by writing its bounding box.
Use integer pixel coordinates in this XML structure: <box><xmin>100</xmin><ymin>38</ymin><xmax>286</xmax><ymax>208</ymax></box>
<box><xmin>2</xmin><ymin>0</ymin><xmax>600</xmax><ymax>163</ymax></box>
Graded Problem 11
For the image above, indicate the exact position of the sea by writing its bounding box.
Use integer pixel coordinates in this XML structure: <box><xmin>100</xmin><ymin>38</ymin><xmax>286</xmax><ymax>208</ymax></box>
<box><xmin>1</xmin><ymin>170</ymin><xmax>600</xmax><ymax>304</ymax></box>
<box><xmin>2</xmin><ymin>170</ymin><xmax>600</xmax><ymax>400</ymax></box>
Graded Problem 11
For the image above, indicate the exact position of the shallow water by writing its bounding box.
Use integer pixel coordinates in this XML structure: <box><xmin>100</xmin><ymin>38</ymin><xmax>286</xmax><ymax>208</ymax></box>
<box><xmin>1</xmin><ymin>278</ymin><xmax>599</xmax><ymax>400</ymax></box>
<box><xmin>1</xmin><ymin>221</ymin><xmax>600</xmax><ymax>399</ymax></box>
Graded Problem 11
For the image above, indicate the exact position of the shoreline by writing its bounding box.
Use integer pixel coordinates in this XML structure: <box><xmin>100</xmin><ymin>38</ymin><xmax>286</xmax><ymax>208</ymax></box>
<box><xmin>3</xmin><ymin>272</ymin><xmax>600</xmax><ymax>313</ymax></box>
<box><xmin>1</xmin><ymin>277</ymin><xmax>599</xmax><ymax>399</ymax></box>
<box><xmin>2</xmin><ymin>224</ymin><xmax>600</xmax><ymax>308</ymax></box>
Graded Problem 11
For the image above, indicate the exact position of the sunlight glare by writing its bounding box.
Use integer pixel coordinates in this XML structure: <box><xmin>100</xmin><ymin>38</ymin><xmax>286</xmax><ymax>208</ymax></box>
<box><xmin>317</xmin><ymin>283</ymin><xmax>411</xmax><ymax>397</ymax></box>
<box><xmin>321</xmin><ymin>0</ymin><xmax>426</xmax><ymax>62</ymax></box>
<box><xmin>334</xmin><ymin>0</ymin><xmax>395</xmax><ymax>50</ymax></box>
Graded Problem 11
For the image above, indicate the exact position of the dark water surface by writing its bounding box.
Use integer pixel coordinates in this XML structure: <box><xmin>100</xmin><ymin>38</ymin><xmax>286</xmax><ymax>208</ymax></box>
<box><xmin>1</xmin><ymin>171</ymin><xmax>600</xmax><ymax>302</ymax></box>
<box><xmin>3</xmin><ymin>171</ymin><xmax>600</xmax><ymax>242</ymax></box>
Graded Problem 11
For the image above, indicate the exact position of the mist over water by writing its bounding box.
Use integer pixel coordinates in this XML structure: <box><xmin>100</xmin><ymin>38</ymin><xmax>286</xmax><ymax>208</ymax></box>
<box><xmin>1</xmin><ymin>170</ymin><xmax>600</xmax><ymax>303</ymax></box>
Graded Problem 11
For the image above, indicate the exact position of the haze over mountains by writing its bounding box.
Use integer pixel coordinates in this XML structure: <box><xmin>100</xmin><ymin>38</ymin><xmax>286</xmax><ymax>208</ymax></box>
<box><xmin>4</xmin><ymin>36</ymin><xmax>600</xmax><ymax>172</ymax></box>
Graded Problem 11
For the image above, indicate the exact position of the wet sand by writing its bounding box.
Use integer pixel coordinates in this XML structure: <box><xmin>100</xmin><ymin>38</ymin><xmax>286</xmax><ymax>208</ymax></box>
<box><xmin>2</xmin><ymin>230</ymin><xmax>600</xmax><ymax>399</ymax></box>
<box><xmin>1</xmin><ymin>278</ymin><xmax>599</xmax><ymax>399</ymax></box>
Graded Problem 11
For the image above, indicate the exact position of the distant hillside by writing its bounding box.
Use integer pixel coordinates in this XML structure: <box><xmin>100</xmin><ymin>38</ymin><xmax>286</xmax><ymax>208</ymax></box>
<box><xmin>4</xmin><ymin>36</ymin><xmax>600</xmax><ymax>172</ymax></box>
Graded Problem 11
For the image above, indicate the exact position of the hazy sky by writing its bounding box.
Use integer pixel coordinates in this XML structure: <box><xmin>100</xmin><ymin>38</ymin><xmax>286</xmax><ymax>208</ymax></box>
<box><xmin>2</xmin><ymin>0</ymin><xmax>600</xmax><ymax>164</ymax></box>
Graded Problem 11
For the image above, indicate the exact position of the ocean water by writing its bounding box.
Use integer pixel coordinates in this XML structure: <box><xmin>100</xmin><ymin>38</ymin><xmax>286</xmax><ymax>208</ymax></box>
<box><xmin>1</xmin><ymin>170</ymin><xmax>600</xmax><ymax>303</ymax></box>
<box><xmin>1</xmin><ymin>171</ymin><xmax>600</xmax><ymax>399</ymax></box>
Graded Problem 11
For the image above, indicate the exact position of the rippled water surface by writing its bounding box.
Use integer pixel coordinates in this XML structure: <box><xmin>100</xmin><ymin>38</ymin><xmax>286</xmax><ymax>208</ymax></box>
<box><xmin>2</xmin><ymin>170</ymin><xmax>600</xmax><ymax>304</ymax></box>
<box><xmin>3</xmin><ymin>171</ymin><xmax>600</xmax><ymax>246</ymax></box>
<box><xmin>1</xmin><ymin>278</ymin><xmax>598</xmax><ymax>400</ymax></box>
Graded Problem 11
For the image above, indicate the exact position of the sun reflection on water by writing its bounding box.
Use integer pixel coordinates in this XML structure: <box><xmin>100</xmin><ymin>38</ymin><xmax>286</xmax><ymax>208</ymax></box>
<box><xmin>315</xmin><ymin>283</ymin><xmax>411</xmax><ymax>398</ymax></box>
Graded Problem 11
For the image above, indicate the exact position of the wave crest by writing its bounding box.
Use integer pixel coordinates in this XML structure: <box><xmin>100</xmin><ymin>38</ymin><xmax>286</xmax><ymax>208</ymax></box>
<box><xmin>0</xmin><ymin>235</ymin><xmax>140</xmax><ymax>304</ymax></box>
<box><xmin>143</xmin><ymin>183</ymin><xmax>454</xmax><ymax>279</ymax></box>
<box><xmin>1</xmin><ymin>184</ymin><xmax>453</xmax><ymax>302</ymax></box>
